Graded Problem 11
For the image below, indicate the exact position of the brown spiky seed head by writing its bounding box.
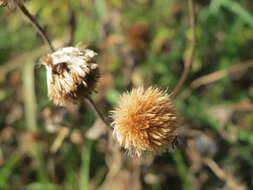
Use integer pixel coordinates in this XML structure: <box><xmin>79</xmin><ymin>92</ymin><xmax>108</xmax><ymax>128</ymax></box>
<box><xmin>111</xmin><ymin>86</ymin><xmax>177</xmax><ymax>157</ymax></box>
<box><xmin>40</xmin><ymin>46</ymin><xmax>99</xmax><ymax>105</ymax></box>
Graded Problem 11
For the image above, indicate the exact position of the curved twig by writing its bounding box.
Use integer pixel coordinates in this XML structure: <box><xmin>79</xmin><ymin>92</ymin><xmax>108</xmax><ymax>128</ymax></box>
<box><xmin>179</xmin><ymin>60</ymin><xmax>253</xmax><ymax>100</ymax></box>
<box><xmin>17</xmin><ymin>2</ymin><xmax>55</xmax><ymax>52</ymax></box>
<box><xmin>172</xmin><ymin>0</ymin><xmax>196</xmax><ymax>97</ymax></box>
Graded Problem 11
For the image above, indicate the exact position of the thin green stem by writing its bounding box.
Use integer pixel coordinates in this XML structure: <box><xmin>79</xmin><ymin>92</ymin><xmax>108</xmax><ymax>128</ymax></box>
<box><xmin>85</xmin><ymin>96</ymin><xmax>111</xmax><ymax>128</ymax></box>
<box><xmin>23</xmin><ymin>62</ymin><xmax>38</xmax><ymax>131</ymax></box>
<box><xmin>80</xmin><ymin>140</ymin><xmax>93</xmax><ymax>190</ymax></box>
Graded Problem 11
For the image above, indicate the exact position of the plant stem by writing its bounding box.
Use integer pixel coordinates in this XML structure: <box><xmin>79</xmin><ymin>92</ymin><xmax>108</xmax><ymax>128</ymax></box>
<box><xmin>85</xmin><ymin>96</ymin><xmax>111</xmax><ymax>128</ymax></box>
<box><xmin>80</xmin><ymin>140</ymin><xmax>93</xmax><ymax>190</ymax></box>
<box><xmin>17</xmin><ymin>2</ymin><xmax>55</xmax><ymax>52</ymax></box>
<box><xmin>23</xmin><ymin>62</ymin><xmax>49</xmax><ymax>182</ymax></box>
<box><xmin>23</xmin><ymin>62</ymin><xmax>38</xmax><ymax>131</ymax></box>
<box><xmin>172</xmin><ymin>0</ymin><xmax>196</xmax><ymax>97</ymax></box>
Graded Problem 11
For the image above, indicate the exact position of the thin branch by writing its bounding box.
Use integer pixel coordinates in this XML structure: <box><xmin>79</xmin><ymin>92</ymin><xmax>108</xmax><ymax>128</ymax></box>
<box><xmin>172</xmin><ymin>0</ymin><xmax>196</xmax><ymax>97</ymax></box>
<box><xmin>17</xmin><ymin>2</ymin><xmax>55</xmax><ymax>52</ymax></box>
<box><xmin>66</xmin><ymin>1</ymin><xmax>77</xmax><ymax>46</ymax></box>
<box><xmin>203</xmin><ymin>158</ymin><xmax>226</xmax><ymax>181</ymax></box>
<box><xmin>179</xmin><ymin>60</ymin><xmax>253</xmax><ymax>100</ymax></box>
<box><xmin>203</xmin><ymin>158</ymin><xmax>246</xmax><ymax>190</ymax></box>
<box><xmin>85</xmin><ymin>96</ymin><xmax>111</xmax><ymax>128</ymax></box>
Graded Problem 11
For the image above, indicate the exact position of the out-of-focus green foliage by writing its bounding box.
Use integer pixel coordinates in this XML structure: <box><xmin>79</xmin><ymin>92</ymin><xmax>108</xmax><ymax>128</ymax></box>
<box><xmin>0</xmin><ymin>0</ymin><xmax>253</xmax><ymax>189</ymax></box>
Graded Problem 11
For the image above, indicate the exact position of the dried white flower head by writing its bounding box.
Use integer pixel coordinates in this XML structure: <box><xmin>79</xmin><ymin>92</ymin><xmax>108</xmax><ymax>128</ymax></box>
<box><xmin>111</xmin><ymin>86</ymin><xmax>177</xmax><ymax>157</ymax></box>
<box><xmin>0</xmin><ymin>0</ymin><xmax>8</xmax><ymax>7</ymax></box>
<box><xmin>0</xmin><ymin>0</ymin><xmax>22</xmax><ymax>8</ymax></box>
<box><xmin>40</xmin><ymin>46</ymin><xmax>99</xmax><ymax>105</ymax></box>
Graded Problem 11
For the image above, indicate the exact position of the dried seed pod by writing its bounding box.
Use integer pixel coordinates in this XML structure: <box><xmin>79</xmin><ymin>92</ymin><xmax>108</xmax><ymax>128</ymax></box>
<box><xmin>111</xmin><ymin>86</ymin><xmax>177</xmax><ymax>157</ymax></box>
<box><xmin>40</xmin><ymin>46</ymin><xmax>99</xmax><ymax>105</ymax></box>
<box><xmin>0</xmin><ymin>0</ymin><xmax>22</xmax><ymax>8</ymax></box>
<box><xmin>0</xmin><ymin>0</ymin><xmax>8</xmax><ymax>7</ymax></box>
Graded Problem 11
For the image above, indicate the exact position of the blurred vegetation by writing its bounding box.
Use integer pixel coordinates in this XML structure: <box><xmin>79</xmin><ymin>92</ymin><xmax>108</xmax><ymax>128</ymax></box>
<box><xmin>0</xmin><ymin>0</ymin><xmax>253</xmax><ymax>190</ymax></box>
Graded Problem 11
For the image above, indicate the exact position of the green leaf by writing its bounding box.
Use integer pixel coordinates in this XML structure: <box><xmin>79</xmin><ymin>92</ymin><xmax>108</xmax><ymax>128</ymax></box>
<box><xmin>0</xmin><ymin>154</ymin><xmax>20</xmax><ymax>189</ymax></box>
<box><xmin>24</xmin><ymin>183</ymin><xmax>62</xmax><ymax>190</ymax></box>
<box><xmin>173</xmin><ymin>151</ymin><xmax>196</xmax><ymax>190</ymax></box>
<box><xmin>80</xmin><ymin>140</ymin><xmax>93</xmax><ymax>190</ymax></box>
<box><xmin>210</xmin><ymin>0</ymin><xmax>253</xmax><ymax>27</ymax></box>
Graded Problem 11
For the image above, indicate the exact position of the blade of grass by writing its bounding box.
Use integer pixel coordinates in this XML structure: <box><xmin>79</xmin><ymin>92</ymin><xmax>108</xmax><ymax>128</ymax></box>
<box><xmin>0</xmin><ymin>153</ymin><xmax>20</xmax><ymax>189</ymax></box>
<box><xmin>24</xmin><ymin>182</ymin><xmax>62</xmax><ymax>190</ymax></box>
<box><xmin>80</xmin><ymin>140</ymin><xmax>93</xmax><ymax>190</ymax></box>
<box><xmin>95</xmin><ymin>0</ymin><xmax>107</xmax><ymax>20</ymax></box>
<box><xmin>23</xmin><ymin>62</ymin><xmax>48</xmax><ymax>182</ymax></box>
<box><xmin>93</xmin><ymin>167</ymin><xmax>106</xmax><ymax>190</ymax></box>
<box><xmin>210</xmin><ymin>0</ymin><xmax>253</xmax><ymax>27</ymax></box>
<box><xmin>172</xmin><ymin>150</ymin><xmax>195</xmax><ymax>190</ymax></box>
<box><xmin>64</xmin><ymin>163</ymin><xmax>78</xmax><ymax>190</ymax></box>
<box><xmin>23</xmin><ymin>62</ymin><xmax>38</xmax><ymax>132</ymax></box>
<box><xmin>33</xmin><ymin>146</ymin><xmax>49</xmax><ymax>183</ymax></box>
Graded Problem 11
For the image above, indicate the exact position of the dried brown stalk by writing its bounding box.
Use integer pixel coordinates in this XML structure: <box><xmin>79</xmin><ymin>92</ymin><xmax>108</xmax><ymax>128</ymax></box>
<box><xmin>203</xmin><ymin>158</ymin><xmax>246</xmax><ymax>190</ymax></box>
<box><xmin>17</xmin><ymin>2</ymin><xmax>55</xmax><ymax>52</ymax></box>
<box><xmin>180</xmin><ymin>60</ymin><xmax>253</xmax><ymax>99</ymax></box>
<box><xmin>172</xmin><ymin>0</ymin><xmax>196</xmax><ymax>97</ymax></box>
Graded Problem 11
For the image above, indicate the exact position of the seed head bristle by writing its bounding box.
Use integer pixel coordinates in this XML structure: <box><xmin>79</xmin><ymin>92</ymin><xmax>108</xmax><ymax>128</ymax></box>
<box><xmin>111</xmin><ymin>86</ymin><xmax>177</xmax><ymax>157</ymax></box>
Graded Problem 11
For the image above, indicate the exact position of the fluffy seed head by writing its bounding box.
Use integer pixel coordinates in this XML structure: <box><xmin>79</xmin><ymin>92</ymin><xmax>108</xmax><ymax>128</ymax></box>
<box><xmin>111</xmin><ymin>86</ymin><xmax>177</xmax><ymax>157</ymax></box>
<box><xmin>40</xmin><ymin>46</ymin><xmax>99</xmax><ymax>105</ymax></box>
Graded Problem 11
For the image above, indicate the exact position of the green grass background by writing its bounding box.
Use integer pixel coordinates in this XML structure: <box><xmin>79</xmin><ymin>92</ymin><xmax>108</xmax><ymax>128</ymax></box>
<box><xmin>0</xmin><ymin>0</ymin><xmax>253</xmax><ymax>189</ymax></box>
